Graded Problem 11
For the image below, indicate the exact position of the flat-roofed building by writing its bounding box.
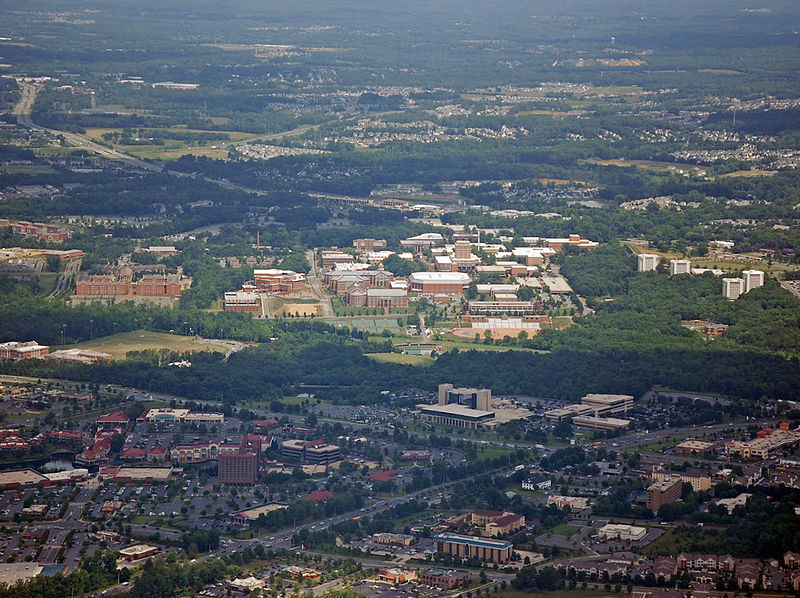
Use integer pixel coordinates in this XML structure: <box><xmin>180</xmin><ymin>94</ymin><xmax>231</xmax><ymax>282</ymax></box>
<box><xmin>598</xmin><ymin>524</ymin><xmax>647</xmax><ymax>542</ymax></box>
<box><xmin>670</xmin><ymin>259</ymin><xmax>691</xmax><ymax>276</ymax></box>
<box><xmin>253</xmin><ymin>269</ymin><xmax>306</xmax><ymax>294</ymax></box>
<box><xmin>400</xmin><ymin>233</ymin><xmax>444</xmax><ymax>252</ymax></box>
<box><xmin>353</xmin><ymin>238</ymin><xmax>387</xmax><ymax>253</ymax></box>
<box><xmin>0</xmin><ymin>469</ymin><xmax>48</xmax><ymax>490</ymax></box>
<box><xmin>218</xmin><ymin>453</ymin><xmax>258</xmax><ymax>485</ymax></box>
<box><xmin>723</xmin><ymin>277</ymin><xmax>745</xmax><ymax>300</ymax></box>
<box><xmin>438</xmin><ymin>384</ymin><xmax>492</xmax><ymax>411</ymax></box>
<box><xmin>417</xmin><ymin>404</ymin><xmax>496</xmax><ymax>430</ymax></box>
<box><xmin>320</xmin><ymin>251</ymin><xmax>355</xmax><ymax>268</ymax></box>
<box><xmin>409</xmin><ymin>271</ymin><xmax>471</xmax><ymax>296</ymax></box>
<box><xmin>581</xmin><ymin>393</ymin><xmax>634</xmax><ymax>415</ymax></box>
<box><xmin>572</xmin><ymin>416</ymin><xmax>630</xmax><ymax>431</ymax></box>
<box><xmin>280</xmin><ymin>439</ymin><xmax>341</xmax><ymax>464</ymax></box>
<box><xmin>724</xmin><ymin>428</ymin><xmax>800</xmax><ymax>460</ymax></box>
<box><xmin>373</xmin><ymin>532</ymin><xmax>416</xmax><ymax>547</ymax></box>
<box><xmin>547</xmin><ymin>495</ymin><xmax>590</xmax><ymax>510</ymax></box>
<box><xmin>742</xmin><ymin>270</ymin><xmax>764</xmax><ymax>293</ymax></box>
<box><xmin>434</xmin><ymin>533</ymin><xmax>513</xmax><ymax>564</ymax></box>
<box><xmin>366</xmin><ymin>288</ymin><xmax>408</xmax><ymax>308</ymax></box>
<box><xmin>646</xmin><ymin>478</ymin><xmax>682</xmax><ymax>513</ymax></box>
<box><xmin>637</xmin><ymin>253</ymin><xmax>659</xmax><ymax>272</ymax></box>
<box><xmin>544</xmin><ymin>404</ymin><xmax>594</xmax><ymax>422</ymax></box>
<box><xmin>420</xmin><ymin>569</ymin><xmax>471</xmax><ymax>589</ymax></box>
<box><xmin>114</xmin><ymin>467</ymin><xmax>173</xmax><ymax>484</ymax></box>
<box><xmin>466</xmin><ymin>300</ymin><xmax>539</xmax><ymax>315</ymax></box>
<box><xmin>224</xmin><ymin>290</ymin><xmax>262</xmax><ymax>313</ymax></box>
<box><xmin>118</xmin><ymin>544</ymin><xmax>159</xmax><ymax>562</ymax></box>
<box><xmin>138</xmin><ymin>408</ymin><xmax>224</xmax><ymax>424</ymax></box>
<box><xmin>0</xmin><ymin>341</ymin><xmax>49</xmax><ymax>360</ymax></box>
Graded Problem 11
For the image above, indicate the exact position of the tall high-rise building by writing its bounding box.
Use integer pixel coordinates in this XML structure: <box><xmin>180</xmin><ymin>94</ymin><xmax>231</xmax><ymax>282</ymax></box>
<box><xmin>723</xmin><ymin>278</ymin><xmax>745</xmax><ymax>300</ymax></box>
<box><xmin>218</xmin><ymin>452</ymin><xmax>258</xmax><ymax>485</ymax></box>
<box><xmin>637</xmin><ymin>253</ymin><xmax>659</xmax><ymax>272</ymax></box>
<box><xmin>646</xmin><ymin>478</ymin><xmax>682</xmax><ymax>513</ymax></box>
<box><xmin>438</xmin><ymin>384</ymin><xmax>492</xmax><ymax>412</ymax></box>
<box><xmin>742</xmin><ymin>270</ymin><xmax>764</xmax><ymax>293</ymax></box>
<box><xmin>669</xmin><ymin>259</ymin><xmax>691</xmax><ymax>276</ymax></box>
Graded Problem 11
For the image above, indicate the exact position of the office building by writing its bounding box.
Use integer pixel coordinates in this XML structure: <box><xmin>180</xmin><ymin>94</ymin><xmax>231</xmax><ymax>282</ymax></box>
<box><xmin>438</xmin><ymin>384</ymin><xmax>492</xmax><ymax>411</ymax></box>
<box><xmin>723</xmin><ymin>277</ymin><xmax>745</xmax><ymax>300</ymax></box>
<box><xmin>637</xmin><ymin>253</ymin><xmax>659</xmax><ymax>272</ymax></box>
<box><xmin>646</xmin><ymin>478</ymin><xmax>682</xmax><ymax>513</ymax></box>
<box><xmin>280</xmin><ymin>439</ymin><xmax>341</xmax><ymax>464</ymax></box>
<box><xmin>598</xmin><ymin>524</ymin><xmax>647</xmax><ymax>542</ymax></box>
<box><xmin>742</xmin><ymin>270</ymin><xmax>764</xmax><ymax>293</ymax></box>
<box><xmin>669</xmin><ymin>259</ymin><xmax>691</xmax><ymax>276</ymax></box>
<box><xmin>218</xmin><ymin>452</ymin><xmax>259</xmax><ymax>485</ymax></box>
<box><xmin>420</xmin><ymin>569</ymin><xmax>471</xmax><ymax>589</ymax></box>
<box><xmin>434</xmin><ymin>533</ymin><xmax>513</xmax><ymax>564</ymax></box>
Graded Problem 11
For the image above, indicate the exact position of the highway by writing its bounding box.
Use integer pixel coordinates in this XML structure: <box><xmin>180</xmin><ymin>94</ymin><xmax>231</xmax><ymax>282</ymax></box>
<box><xmin>15</xmin><ymin>83</ymin><xmax>162</xmax><ymax>172</ymax></box>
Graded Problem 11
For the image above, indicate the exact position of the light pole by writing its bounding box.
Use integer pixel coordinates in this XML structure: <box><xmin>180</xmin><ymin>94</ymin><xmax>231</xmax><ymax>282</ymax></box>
<box><xmin>61</xmin><ymin>324</ymin><xmax>66</xmax><ymax>347</ymax></box>
<box><xmin>89</xmin><ymin>319</ymin><xmax>93</xmax><ymax>341</ymax></box>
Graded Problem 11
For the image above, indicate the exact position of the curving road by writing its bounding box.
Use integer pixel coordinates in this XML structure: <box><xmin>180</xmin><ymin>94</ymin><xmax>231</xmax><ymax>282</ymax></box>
<box><xmin>15</xmin><ymin>82</ymin><xmax>163</xmax><ymax>172</ymax></box>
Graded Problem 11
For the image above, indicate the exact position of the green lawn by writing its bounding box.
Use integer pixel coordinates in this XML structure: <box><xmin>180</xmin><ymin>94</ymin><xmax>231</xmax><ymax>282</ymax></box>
<box><xmin>548</xmin><ymin>524</ymin><xmax>581</xmax><ymax>537</ymax></box>
<box><xmin>365</xmin><ymin>352</ymin><xmax>435</xmax><ymax>366</ymax></box>
<box><xmin>65</xmin><ymin>330</ymin><xmax>233</xmax><ymax>360</ymax></box>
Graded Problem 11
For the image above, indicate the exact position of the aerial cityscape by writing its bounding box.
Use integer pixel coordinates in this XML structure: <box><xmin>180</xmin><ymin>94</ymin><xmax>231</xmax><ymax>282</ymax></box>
<box><xmin>0</xmin><ymin>1</ymin><xmax>800</xmax><ymax>598</ymax></box>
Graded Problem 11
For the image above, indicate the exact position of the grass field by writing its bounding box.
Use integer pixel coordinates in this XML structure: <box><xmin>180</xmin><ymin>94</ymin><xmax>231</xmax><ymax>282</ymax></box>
<box><xmin>65</xmin><ymin>330</ymin><xmax>232</xmax><ymax>360</ymax></box>
<box><xmin>585</xmin><ymin>157</ymin><xmax>703</xmax><ymax>173</ymax></box>
<box><xmin>365</xmin><ymin>352</ymin><xmax>435</xmax><ymax>366</ymax></box>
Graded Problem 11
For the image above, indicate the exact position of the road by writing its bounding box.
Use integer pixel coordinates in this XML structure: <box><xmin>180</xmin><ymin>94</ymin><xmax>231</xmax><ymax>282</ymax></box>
<box><xmin>49</xmin><ymin>258</ymin><xmax>81</xmax><ymax>299</ymax></box>
<box><xmin>37</xmin><ymin>485</ymin><xmax>96</xmax><ymax>565</ymax></box>
<box><xmin>306</xmin><ymin>250</ymin><xmax>334</xmax><ymax>318</ymax></box>
<box><xmin>15</xmin><ymin>83</ymin><xmax>163</xmax><ymax>172</ymax></box>
<box><xmin>419</xmin><ymin>314</ymin><xmax>430</xmax><ymax>342</ymax></box>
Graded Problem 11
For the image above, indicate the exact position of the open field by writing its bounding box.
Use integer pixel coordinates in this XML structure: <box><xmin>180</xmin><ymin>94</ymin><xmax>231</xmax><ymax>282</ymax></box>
<box><xmin>64</xmin><ymin>330</ymin><xmax>232</xmax><ymax>360</ymax></box>
<box><xmin>365</xmin><ymin>352</ymin><xmax>435</xmax><ymax>366</ymax></box>
<box><xmin>0</xmin><ymin>165</ymin><xmax>58</xmax><ymax>174</ymax></box>
<box><xmin>718</xmin><ymin>169</ymin><xmax>776</xmax><ymax>178</ymax></box>
<box><xmin>276</xmin><ymin>303</ymin><xmax>320</xmax><ymax>317</ymax></box>
<box><xmin>585</xmin><ymin>157</ymin><xmax>704</xmax><ymax>173</ymax></box>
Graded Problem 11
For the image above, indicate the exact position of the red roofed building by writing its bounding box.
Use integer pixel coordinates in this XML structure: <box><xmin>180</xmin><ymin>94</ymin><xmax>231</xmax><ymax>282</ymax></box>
<box><xmin>97</xmin><ymin>411</ymin><xmax>131</xmax><ymax>430</ymax></box>
<box><xmin>305</xmin><ymin>490</ymin><xmax>334</xmax><ymax>502</ymax></box>
<box><xmin>291</xmin><ymin>427</ymin><xmax>315</xmax><ymax>436</ymax></box>
<box><xmin>120</xmin><ymin>448</ymin><xmax>147</xmax><ymax>461</ymax></box>
<box><xmin>147</xmin><ymin>445</ymin><xmax>168</xmax><ymax>463</ymax></box>
<box><xmin>75</xmin><ymin>437</ymin><xmax>112</xmax><ymax>467</ymax></box>
<box><xmin>369</xmin><ymin>470</ymin><xmax>399</xmax><ymax>483</ymax></box>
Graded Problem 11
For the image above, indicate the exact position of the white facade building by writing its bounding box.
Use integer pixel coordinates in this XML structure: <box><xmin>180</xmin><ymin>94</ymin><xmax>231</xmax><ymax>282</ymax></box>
<box><xmin>723</xmin><ymin>278</ymin><xmax>745</xmax><ymax>300</ymax></box>
<box><xmin>669</xmin><ymin>259</ymin><xmax>691</xmax><ymax>276</ymax></box>
<box><xmin>637</xmin><ymin>253</ymin><xmax>659</xmax><ymax>272</ymax></box>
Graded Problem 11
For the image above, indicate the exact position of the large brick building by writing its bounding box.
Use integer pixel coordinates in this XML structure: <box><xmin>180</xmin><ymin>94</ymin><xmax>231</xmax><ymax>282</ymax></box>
<box><xmin>434</xmin><ymin>533</ymin><xmax>513</xmax><ymax>564</ymax></box>
<box><xmin>75</xmin><ymin>267</ymin><xmax>182</xmax><ymax>304</ymax></box>
<box><xmin>218</xmin><ymin>453</ymin><xmax>259</xmax><ymax>485</ymax></box>
<box><xmin>253</xmin><ymin>269</ymin><xmax>306</xmax><ymax>294</ymax></box>
<box><xmin>646</xmin><ymin>478</ymin><xmax>682</xmax><ymax>513</ymax></box>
